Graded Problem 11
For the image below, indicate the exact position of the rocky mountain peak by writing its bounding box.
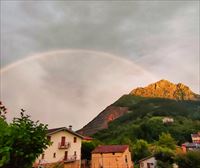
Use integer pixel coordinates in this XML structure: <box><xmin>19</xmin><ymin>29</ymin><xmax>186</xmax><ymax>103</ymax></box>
<box><xmin>130</xmin><ymin>79</ymin><xmax>199</xmax><ymax>100</ymax></box>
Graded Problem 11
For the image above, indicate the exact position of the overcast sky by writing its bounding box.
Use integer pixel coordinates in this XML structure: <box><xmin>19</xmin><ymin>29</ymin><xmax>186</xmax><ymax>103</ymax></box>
<box><xmin>0</xmin><ymin>1</ymin><xmax>199</xmax><ymax>130</ymax></box>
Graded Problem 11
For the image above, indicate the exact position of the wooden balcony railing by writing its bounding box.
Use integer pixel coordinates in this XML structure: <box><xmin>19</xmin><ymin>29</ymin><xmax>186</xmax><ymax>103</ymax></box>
<box><xmin>63</xmin><ymin>155</ymin><xmax>77</xmax><ymax>162</ymax></box>
<box><xmin>58</xmin><ymin>142</ymin><xmax>70</xmax><ymax>149</ymax></box>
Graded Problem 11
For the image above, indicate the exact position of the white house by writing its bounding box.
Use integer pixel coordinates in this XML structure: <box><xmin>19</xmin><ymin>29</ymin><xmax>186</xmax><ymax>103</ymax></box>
<box><xmin>162</xmin><ymin>117</ymin><xmax>174</xmax><ymax>124</ymax></box>
<box><xmin>34</xmin><ymin>126</ymin><xmax>83</xmax><ymax>168</ymax></box>
<box><xmin>139</xmin><ymin>156</ymin><xmax>156</xmax><ymax>168</ymax></box>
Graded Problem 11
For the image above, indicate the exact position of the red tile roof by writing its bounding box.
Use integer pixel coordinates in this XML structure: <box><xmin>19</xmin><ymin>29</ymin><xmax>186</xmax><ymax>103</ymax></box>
<box><xmin>83</xmin><ymin>136</ymin><xmax>93</xmax><ymax>141</ymax></box>
<box><xmin>92</xmin><ymin>145</ymin><xmax>129</xmax><ymax>154</ymax></box>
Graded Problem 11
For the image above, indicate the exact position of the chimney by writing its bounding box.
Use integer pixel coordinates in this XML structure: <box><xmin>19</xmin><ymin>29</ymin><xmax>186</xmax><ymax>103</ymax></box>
<box><xmin>69</xmin><ymin>125</ymin><xmax>72</xmax><ymax>131</ymax></box>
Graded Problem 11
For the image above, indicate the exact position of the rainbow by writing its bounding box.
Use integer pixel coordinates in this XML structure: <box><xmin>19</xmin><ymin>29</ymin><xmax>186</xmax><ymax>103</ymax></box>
<box><xmin>0</xmin><ymin>49</ymin><xmax>156</xmax><ymax>79</ymax></box>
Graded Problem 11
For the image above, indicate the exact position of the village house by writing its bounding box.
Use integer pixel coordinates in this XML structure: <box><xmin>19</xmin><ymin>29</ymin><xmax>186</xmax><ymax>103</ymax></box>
<box><xmin>191</xmin><ymin>132</ymin><xmax>200</xmax><ymax>144</ymax></box>
<box><xmin>34</xmin><ymin>126</ymin><xmax>83</xmax><ymax>168</ymax></box>
<box><xmin>181</xmin><ymin>142</ymin><xmax>200</xmax><ymax>153</ymax></box>
<box><xmin>91</xmin><ymin>145</ymin><xmax>133</xmax><ymax>168</ymax></box>
<box><xmin>181</xmin><ymin>132</ymin><xmax>200</xmax><ymax>153</ymax></box>
<box><xmin>139</xmin><ymin>156</ymin><xmax>156</xmax><ymax>168</ymax></box>
<box><xmin>162</xmin><ymin>117</ymin><xmax>174</xmax><ymax>124</ymax></box>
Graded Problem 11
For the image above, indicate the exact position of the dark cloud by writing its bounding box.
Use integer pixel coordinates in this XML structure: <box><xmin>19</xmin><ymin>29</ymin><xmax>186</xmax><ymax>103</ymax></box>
<box><xmin>0</xmin><ymin>1</ymin><xmax>199</xmax><ymax>129</ymax></box>
<box><xmin>1</xmin><ymin>1</ymin><xmax>198</xmax><ymax>64</ymax></box>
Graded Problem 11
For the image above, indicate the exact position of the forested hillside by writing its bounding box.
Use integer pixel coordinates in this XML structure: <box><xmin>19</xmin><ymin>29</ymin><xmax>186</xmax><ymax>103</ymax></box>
<box><xmin>94</xmin><ymin>95</ymin><xmax>200</xmax><ymax>145</ymax></box>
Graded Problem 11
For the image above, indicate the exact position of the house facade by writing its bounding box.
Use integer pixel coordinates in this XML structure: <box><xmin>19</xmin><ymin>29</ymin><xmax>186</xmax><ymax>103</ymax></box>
<box><xmin>191</xmin><ymin>132</ymin><xmax>200</xmax><ymax>144</ymax></box>
<box><xmin>34</xmin><ymin>126</ymin><xmax>83</xmax><ymax>168</ymax></box>
<box><xmin>181</xmin><ymin>132</ymin><xmax>200</xmax><ymax>153</ymax></box>
<box><xmin>139</xmin><ymin>156</ymin><xmax>156</xmax><ymax>168</ymax></box>
<box><xmin>181</xmin><ymin>142</ymin><xmax>200</xmax><ymax>153</ymax></box>
<box><xmin>91</xmin><ymin>145</ymin><xmax>133</xmax><ymax>168</ymax></box>
<box><xmin>162</xmin><ymin>117</ymin><xmax>174</xmax><ymax>124</ymax></box>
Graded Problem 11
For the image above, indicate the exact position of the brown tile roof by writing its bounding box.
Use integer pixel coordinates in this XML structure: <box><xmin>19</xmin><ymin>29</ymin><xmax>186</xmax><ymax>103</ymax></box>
<box><xmin>92</xmin><ymin>145</ymin><xmax>129</xmax><ymax>154</ymax></box>
<box><xmin>47</xmin><ymin>127</ymin><xmax>65</xmax><ymax>134</ymax></box>
<box><xmin>47</xmin><ymin>127</ymin><xmax>83</xmax><ymax>139</ymax></box>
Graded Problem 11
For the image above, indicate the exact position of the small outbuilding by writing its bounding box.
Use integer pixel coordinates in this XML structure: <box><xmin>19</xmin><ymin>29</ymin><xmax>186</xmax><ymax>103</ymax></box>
<box><xmin>91</xmin><ymin>145</ymin><xmax>133</xmax><ymax>168</ymax></box>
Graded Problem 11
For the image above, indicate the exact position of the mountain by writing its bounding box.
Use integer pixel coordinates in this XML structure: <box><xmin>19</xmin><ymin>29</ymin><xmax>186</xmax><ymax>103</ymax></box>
<box><xmin>78</xmin><ymin>106</ymin><xmax>129</xmax><ymax>135</ymax></box>
<box><xmin>77</xmin><ymin>80</ymin><xmax>200</xmax><ymax>136</ymax></box>
<box><xmin>130</xmin><ymin>79</ymin><xmax>199</xmax><ymax>100</ymax></box>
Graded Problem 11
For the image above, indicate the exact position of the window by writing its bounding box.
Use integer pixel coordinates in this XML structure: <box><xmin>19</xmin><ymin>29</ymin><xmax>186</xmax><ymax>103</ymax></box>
<box><xmin>47</xmin><ymin>136</ymin><xmax>51</xmax><ymax>141</ymax></box>
<box><xmin>74</xmin><ymin>137</ymin><xmax>77</xmax><ymax>143</ymax></box>
<box><xmin>125</xmin><ymin>155</ymin><xmax>128</xmax><ymax>163</ymax></box>
<box><xmin>64</xmin><ymin>151</ymin><xmax>68</xmax><ymax>160</ymax></box>
<box><xmin>112</xmin><ymin>152</ymin><xmax>115</xmax><ymax>155</ymax></box>
<box><xmin>53</xmin><ymin>153</ymin><xmax>56</xmax><ymax>158</ymax></box>
<box><xmin>147</xmin><ymin>163</ymin><xmax>152</xmax><ymax>168</ymax></box>
<box><xmin>61</xmin><ymin>136</ymin><xmax>66</xmax><ymax>146</ymax></box>
<box><xmin>74</xmin><ymin>151</ymin><xmax>77</xmax><ymax>159</ymax></box>
<box><xmin>42</xmin><ymin>154</ymin><xmax>45</xmax><ymax>159</ymax></box>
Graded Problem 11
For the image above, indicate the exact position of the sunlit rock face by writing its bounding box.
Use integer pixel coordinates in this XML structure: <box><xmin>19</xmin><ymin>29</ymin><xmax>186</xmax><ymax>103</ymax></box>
<box><xmin>130</xmin><ymin>79</ymin><xmax>200</xmax><ymax>100</ymax></box>
<box><xmin>1</xmin><ymin>50</ymin><xmax>156</xmax><ymax>130</ymax></box>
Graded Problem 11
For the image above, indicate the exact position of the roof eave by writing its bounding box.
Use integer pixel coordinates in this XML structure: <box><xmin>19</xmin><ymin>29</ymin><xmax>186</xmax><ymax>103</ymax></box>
<box><xmin>139</xmin><ymin>155</ymin><xmax>154</xmax><ymax>162</ymax></box>
<box><xmin>47</xmin><ymin>128</ymin><xmax>84</xmax><ymax>139</ymax></box>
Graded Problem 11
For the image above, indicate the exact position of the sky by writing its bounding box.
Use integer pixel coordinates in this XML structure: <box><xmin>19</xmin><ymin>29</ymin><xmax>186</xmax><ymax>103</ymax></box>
<box><xmin>0</xmin><ymin>1</ymin><xmax>199</xmax><ymax>130</ymax></box>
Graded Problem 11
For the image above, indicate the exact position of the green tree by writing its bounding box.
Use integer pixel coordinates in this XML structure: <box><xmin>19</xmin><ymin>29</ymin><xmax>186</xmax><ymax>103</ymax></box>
<box><xmin>81</xmin><ymin>140</ymin><xmax>101</xmax><ymax>160</ymax></box>
<box><xmin>0</xmin><ymin>102</ymin><xmax>10</xmax><ymax>166</ymax></box>
<box><xmin>154</xmin><ymin>147</ymin><xmax>174</xmax><ymax>168</ymax></box>
<box><xmin>81</xmin><ymin>142</ymin><xmax>96</xmax><ymax>160</ymax></box>
<box><xmin>133</xmin><ymin>139</ymin><xmax>151</xmax><ymax>163</ymax></box>
<box><xmin>154</xmin><ymin>133</ymin><xmax>176</xmax><ymax>168</ymax></box>
<box><xmin>157</xmin><ymin>133</ymin><xmax>176</xmax><ymax>150</ymax></box>
<box><xmin>175</xmin><ymin>151</ymin><xmax>200</xmax><ymax>168</ymax></box>
<box><xmin>0</xmin><ymin>105</ymin><xmax>51</xmax><ymax>168</ymax></box>
<box><xmin>0</xmin><ymin>101</ymin><xmax>7</xmax><ymax>120</ymax></box>
<box><xmin>0</xmin><ymin>118</ymin><xmax>10</xmax><ymax>167</ymax></box>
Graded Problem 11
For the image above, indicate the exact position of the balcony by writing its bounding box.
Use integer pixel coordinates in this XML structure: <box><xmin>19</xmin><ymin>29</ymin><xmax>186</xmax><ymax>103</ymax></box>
<box><xmin>63</xmin><ymin>155</ymin><xmax>77</xmax><ymax>163</ymax></box>
<box><xmin>58</xmin><ymin>142</ymin><xmax>70</xmax><ymax>149</ymax></box>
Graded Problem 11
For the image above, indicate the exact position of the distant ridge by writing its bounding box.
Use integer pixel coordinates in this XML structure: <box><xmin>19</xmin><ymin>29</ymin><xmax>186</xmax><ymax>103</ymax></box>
<box><xmin>77</xmin><ymin>80</ymin><xmax>200</xmax><ymax>136</ymax></box>
<box><xmin>130</xmin><ymin>79</ymin><xmax>199</xmax><ymax>101</ymax></box>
